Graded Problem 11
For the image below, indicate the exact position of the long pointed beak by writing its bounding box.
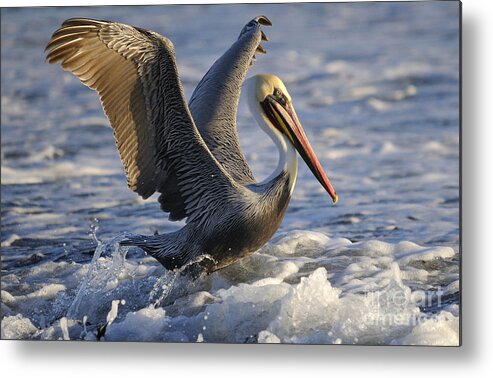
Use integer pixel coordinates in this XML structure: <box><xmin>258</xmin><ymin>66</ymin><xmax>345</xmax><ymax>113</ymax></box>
<box><xmin>261</xmin><ymin>96</ymin><xmax>338</xmax><ymax>204</ymax></box>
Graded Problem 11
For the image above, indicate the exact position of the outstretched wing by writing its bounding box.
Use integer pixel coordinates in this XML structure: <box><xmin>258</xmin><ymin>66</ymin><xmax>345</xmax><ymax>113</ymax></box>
<box><xmin>46</xmin><ymin>18</ymin><xmax>241</xmax><ymax>224</ymax></box>
<box><xmin>189</xmin><ymin>16</ymin><xmax>271</xmax><ymax>185</ymax></box>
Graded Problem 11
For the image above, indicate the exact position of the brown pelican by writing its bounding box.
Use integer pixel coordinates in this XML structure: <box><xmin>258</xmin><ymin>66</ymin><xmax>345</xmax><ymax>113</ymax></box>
<box><xmin>45</xmin><ymin>16</ymin><xmax>338</xmax><ymax>274</ymax></box>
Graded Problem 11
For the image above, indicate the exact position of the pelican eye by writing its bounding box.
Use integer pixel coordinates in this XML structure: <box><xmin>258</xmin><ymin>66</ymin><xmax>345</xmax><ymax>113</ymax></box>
<box><xmin>273</xmin><ymin>88</ymin><xmax>287</xmax><ymax>105</ymax></box>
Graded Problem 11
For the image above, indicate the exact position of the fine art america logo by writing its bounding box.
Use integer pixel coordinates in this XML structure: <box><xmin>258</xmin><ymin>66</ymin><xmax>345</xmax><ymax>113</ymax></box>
<box><xmin>363</xmin><ymin>287</ymin><xmax>445</xmax><ymax>326</ymax></box>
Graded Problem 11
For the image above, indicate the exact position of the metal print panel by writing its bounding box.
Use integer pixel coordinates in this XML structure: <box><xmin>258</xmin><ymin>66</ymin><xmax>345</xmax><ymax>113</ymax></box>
<box><xmin>0</xmin><ymin>1</ymin><xmax>461</xmax><ymax>345</ymax></box>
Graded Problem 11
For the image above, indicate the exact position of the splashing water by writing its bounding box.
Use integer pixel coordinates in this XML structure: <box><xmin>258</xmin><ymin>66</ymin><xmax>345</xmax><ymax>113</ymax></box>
<box><xmin>148</xmin><ymin>254</ymin><xmax>218</xmax><ymax>308</ymax></box>
<box><xmin>65</xmin><ymin>222</ymin><xmax>199</xmax><ymax>328</ymax></box>
<box><xmin>60</xmin><ymin>317</ymin><xmax>70</xmax><ymax>340</ymax></box>
<box><xmin>66</xmin><ymin>225</ymin><xmax>140</xmax><ymax>324</ymax></box>
<box><xmin>149</xmin><ymin>272</ymin><xmax>178</xmax><ymax>308</ymax></box>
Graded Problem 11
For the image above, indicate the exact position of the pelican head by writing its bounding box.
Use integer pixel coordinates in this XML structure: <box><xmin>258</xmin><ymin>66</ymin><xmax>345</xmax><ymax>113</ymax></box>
<box><xmin>246</xmin><ymin>74</ymin><xmax>338</xmax><ymax>204</ymax></box>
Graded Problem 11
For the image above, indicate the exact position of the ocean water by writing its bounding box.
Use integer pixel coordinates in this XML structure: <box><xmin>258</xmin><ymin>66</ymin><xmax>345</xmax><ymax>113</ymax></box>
<box><xmin>1</xmin><ymin>2</ymin><xmax>460</xmax><ymax>344</ymax></box>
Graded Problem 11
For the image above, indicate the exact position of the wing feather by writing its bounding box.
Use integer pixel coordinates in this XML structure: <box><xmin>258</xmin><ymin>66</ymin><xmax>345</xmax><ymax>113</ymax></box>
<box><xmin>189</xmin><ymin>16</ymin><xmax>272</xmax><ymax>184</ymax></box>
<box><xmin>46</xmin><ymin>18</ymin><xmax>240</xmax><ymax>223</ymax></box>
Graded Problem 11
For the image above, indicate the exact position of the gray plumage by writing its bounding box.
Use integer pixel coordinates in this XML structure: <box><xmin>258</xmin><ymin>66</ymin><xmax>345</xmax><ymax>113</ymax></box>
<box><xmin>45</xmin><ymin>16</ymin><xmax>299</xmax><ymax>274</ymax></box>
<box><xmin>189</xmin><ymin>17</ymin><xmax>270</xmax><ymax>185</ymax></box>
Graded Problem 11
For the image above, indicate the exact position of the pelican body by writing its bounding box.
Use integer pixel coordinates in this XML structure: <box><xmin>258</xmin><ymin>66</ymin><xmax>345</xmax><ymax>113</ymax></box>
<box><xmin>45</xmin><ymin>16</ymin><xmax>337</xmax><ymax>274</ymax></box>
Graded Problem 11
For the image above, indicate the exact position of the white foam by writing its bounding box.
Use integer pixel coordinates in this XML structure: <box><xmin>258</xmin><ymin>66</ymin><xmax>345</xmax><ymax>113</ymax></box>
<box><xmin>264</xmin><ymin>231</ymin><xmax>351</xmax><ymax>258</ymax></box>
<box><xmin>105</xmin><ymin>306</ymin><xmax>169</xmax><ymax>342</ymax></box>
<box><xmin>394</xmin><ymin>311</ymin><xmax>459</xmax><ymax>346</ymax></box>
<box><xmin>265</xmin><ymin>268</ymin><xmax>341</xmax><ymax>343</ymax></box>
<box><xmin>379</xmin><ymin>141</ymin><xmax>398</xmax><ymax>154</ymax></box>
<box><xmin>16</xmin><ymin>284</ymin><xmax>66</xmax><ymax>301</ymax></box>
<box><xmin>60</xmin><ymin>317</ymin><xmax>70</xmax><ymax>340</ymax></box>
<box><xmin>24</xmin><ymin>145</ymin><xmax>64</xmax><ymax>163</ymax></box>
<box><xmin>1</xmin><ymin>314</ymin><xmax>39</xmax><ymax>339</ymax></box>
<box><xmin>368</xmin><ymin>97</ymin><xmax>391</xmax><ymax>112</ymax></box>
<box><xmin>1</xmin><ymin>162</ymin><xmax>116</xmax><ymax>185</ymax></box>
<box><xmin>1</xmin><ymin>231</ymin><xmax>459</xmax><ymax>344</ymax></box>
<box><xmin>1</xmin><ymin>234</ymin><xmax>20</xmax><ymax>247</ymax></box>
<box><xmin>106</xmin><ymin>300</ymin><xmax>121</xmax><ymax>327</ymax></box>
<box><xmin>445</xmin><ymin>280</ymin><xmax>460</xmax><ymax>295</ymax></box>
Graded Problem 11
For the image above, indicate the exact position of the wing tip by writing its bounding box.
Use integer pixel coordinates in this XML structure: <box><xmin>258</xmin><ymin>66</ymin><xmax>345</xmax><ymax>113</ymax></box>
<box><xmin>245</xmin><ymin>16</ymin><xmax>271</xmax><ymax>66</ymax></box>
<box><xmin>255</xmin><ymin>15</ymin><xmax>272</xmax><ymax>27</ymax></box>
<box><xmin>61</xmin><ymin>18</ymin><xmax>107</xmax><ymax>27</ymax></box>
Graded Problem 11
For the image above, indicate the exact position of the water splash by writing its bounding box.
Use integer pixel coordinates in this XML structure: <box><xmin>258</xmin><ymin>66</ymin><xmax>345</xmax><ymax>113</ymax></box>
<box><xmin>60</xmin><ymin>317</ymin><xmax>70</xmax><ymax>340</ymax></box>
<box><xmin>148</xmin><ymin>254</ymin><xmax>216</xmax><ymax>308</ymax></box>
<box><xmin>66</xmin><ymin>222</ymin><xmax>105</xmax><ymax>319</ymax></box>
<box><xmin>149</xmin><ymin>272</ymin><xmax>178</xmax><ymax>308</ymax></box>
<box><xmin>66</xmin><ymin>226</ymin><xmax>132</xmax><ymax>321</ymax></box>
<box><xmin>65</xmin><ymin>224</ymin><xmax>213</xmax><ymax>324</ymax></box>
